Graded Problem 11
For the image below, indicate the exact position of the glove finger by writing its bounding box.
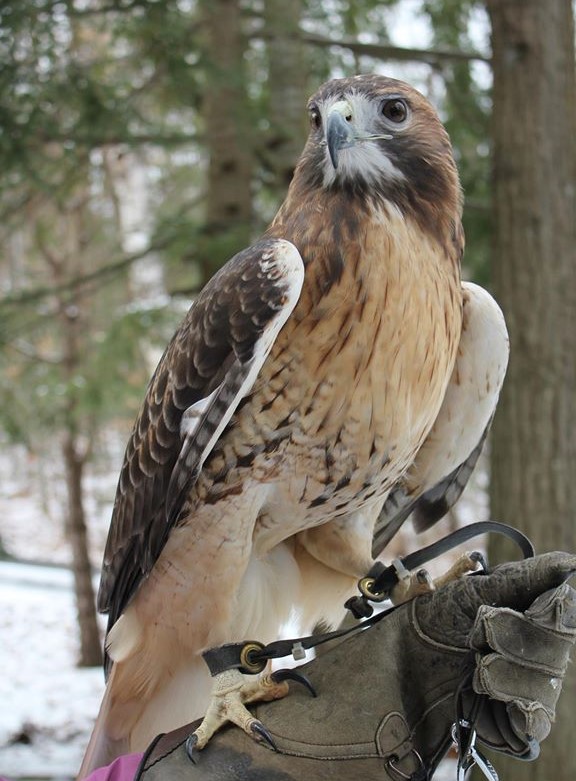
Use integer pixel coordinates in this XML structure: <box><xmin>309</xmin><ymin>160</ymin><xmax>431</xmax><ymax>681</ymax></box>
<box><xmin>471</xmin><ymin>695</ymin><xmax>539</xmax><ymax>757</ymax></box>
<box><xmin>470</xmin><ymin>585</ymin><xmax>576</xmax><ymax>674</ymax></box>
<box><xmin>526</xmin><ymin>582</ymin><xmax>576</xmax><ymax>630</ymax></box>
<box><xmin>415</xmin><ymin>553</ymin><xmax>576</xmax><ymax>646</ymax></box>
<box><xmin>473</xmin><ymin>654</ymin><xmax>562</xmax><ymax>714</ymax></box>
<box><xmin>507</xmin><ymin>700</ymin><xmax>553</xmax><ymax>745</ymax></box>
<box><xmin>467</xmin><ymin>552</ymin><xmax>576</xmax><ymax>612</ymax></box>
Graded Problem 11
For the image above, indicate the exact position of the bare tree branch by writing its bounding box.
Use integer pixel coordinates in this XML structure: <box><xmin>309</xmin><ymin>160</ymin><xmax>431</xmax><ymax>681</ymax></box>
<box><xmin>1</xmin><ymin>240</ymin><xmax>167</xmax><ymax>308</ymax></box>
<box><xmin>301</xmin><ymin>31</ymin><xmax>490</xmax><ymax>64</ymax></box>
<box><xmin>1</xmin><ymin>192</ymin><xmax>206</xmax><ymax>310</ymax></box>
<box><xmin>253</xmin><ymin>30</ymin><xmax>490</xmax><ymax>66</ymax></box>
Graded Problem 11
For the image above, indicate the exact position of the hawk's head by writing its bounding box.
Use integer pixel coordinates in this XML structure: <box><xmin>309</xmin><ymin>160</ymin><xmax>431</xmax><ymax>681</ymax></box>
<box><xmin>292</xmin><ymin>75</ymin><xmax>462</xmax><ymax>239</ymax></box>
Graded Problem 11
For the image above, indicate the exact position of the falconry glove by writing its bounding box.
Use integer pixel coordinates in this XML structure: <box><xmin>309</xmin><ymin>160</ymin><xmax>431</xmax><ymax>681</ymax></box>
<box><xmin>135</xmin><ymin>552</ymin><xmax>576</xmax><ymax>781</ymax></box>
<box><xmin>463</xmin><ymin>578</ymin><xmax>576</xmax><ymax>760</ymax></box>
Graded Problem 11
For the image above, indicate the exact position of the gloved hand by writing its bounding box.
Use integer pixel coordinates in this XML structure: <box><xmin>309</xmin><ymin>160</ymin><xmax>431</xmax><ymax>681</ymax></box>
<box><xmin>135</xmin><ymin>552</ymin><xmax>576</xmax><ymax>781</ymax></box>
<box><xmin>464</xmin><ymin>574</ymin><xmax>576</xmax><ymax>760</ymax></box>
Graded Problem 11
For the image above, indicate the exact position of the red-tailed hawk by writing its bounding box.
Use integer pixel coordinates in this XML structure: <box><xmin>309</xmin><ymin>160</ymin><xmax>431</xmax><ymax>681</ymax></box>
<box><xmin>79</xmin><ymin>74</ymin><xmax>508</xmax><ymax>776</ymax></box>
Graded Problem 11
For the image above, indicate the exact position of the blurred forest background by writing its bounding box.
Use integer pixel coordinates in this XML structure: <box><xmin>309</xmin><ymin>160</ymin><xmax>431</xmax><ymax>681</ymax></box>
<box><xmin>0</xmin><ymin>0</ymin><xmax>574</xmax><ymax>779</ymax></box>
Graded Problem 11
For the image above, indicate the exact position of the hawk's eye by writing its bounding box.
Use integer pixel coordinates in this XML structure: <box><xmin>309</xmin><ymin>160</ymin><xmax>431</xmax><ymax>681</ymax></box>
<box><xmin>309</xmin><ymin>107</ymin><xmax>322</xmax><ymax>130</ymax></box>
<box><xmin>381</xmin><ymin>98</ymin><xmax>408</xmax><ymax>124</ymax></box>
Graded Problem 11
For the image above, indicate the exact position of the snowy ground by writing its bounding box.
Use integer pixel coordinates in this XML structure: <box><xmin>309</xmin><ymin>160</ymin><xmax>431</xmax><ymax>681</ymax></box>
<box><xmin>0</xmin><ymin>444</ymin><xmax>111</xmax><ymax>780</ymax></box>
<box><xmin>0</xmin><ymin>561</ymin><xmax>105</xmax><ymax>780</ymax></box>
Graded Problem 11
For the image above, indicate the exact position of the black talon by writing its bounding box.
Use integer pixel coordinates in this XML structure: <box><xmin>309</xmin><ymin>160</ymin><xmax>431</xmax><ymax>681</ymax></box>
<box><xmin>271</xmin><ymin>668</ymin><xmax>318</xmax><ymax>698</ymax></box>
<box><xmin>185</xmin><ymin>733</ymin><xmax>199</xmax><ymax>764</ymax></box>
<box><xmin>470</xmin><ymin>551</ymin><xmax>489</xmax><ymax>573</ymax></box>
<box><xmin>250</xmin><ymin>721</ymin><xmax>278</xmax><ymax>752</ymax></box>
<box><xmin>416</xmin><ymin>568</ymin><xmax>432</xmax><ymax>585</ymax></box>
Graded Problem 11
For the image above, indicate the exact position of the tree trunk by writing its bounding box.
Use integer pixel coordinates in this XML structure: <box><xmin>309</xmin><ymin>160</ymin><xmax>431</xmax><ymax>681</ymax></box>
<box><xmin>63</xmin><ymin>431</ymin><xmax>103</xmax><ymax>667</ymax></box>
<box><xmin>486</xmin><ymin>0</ymin><xmax>576</xmax><ymax>777</ymax></box>
<box><xmin>50</xmin><ymin>200</ymin><xmax>104</xmax><ymax>668</ymax></box>
<box><xmin>262</xmin><ymin>0</ymin><xmax>308</xmax><ymax>201</ymax></box>
<box><xmin>60</xmin><ymin>278</ymin><xmax>102</xmax><ymax>667</ymax></box>
<box><xmin>199</xmin><ymin>0</ymin><xmax>253</xmax><ymax>283</ymax></box>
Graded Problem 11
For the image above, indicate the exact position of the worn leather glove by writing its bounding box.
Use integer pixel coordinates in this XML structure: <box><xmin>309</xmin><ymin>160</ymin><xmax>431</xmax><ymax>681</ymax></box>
<box><xmin>135</xmin><ymin>552</ymin><xmax>576</xmax><ymax>781</ymax></box>
<box><xmin>466</xmin><ymin>580</ymin><xmax>576</xmax><ymax>759</ymax></box>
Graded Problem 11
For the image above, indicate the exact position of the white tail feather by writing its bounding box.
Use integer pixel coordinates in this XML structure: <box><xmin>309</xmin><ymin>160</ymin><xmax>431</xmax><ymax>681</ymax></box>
<box><xmin>76</xmin><ymin>667</ymin><xmax>129</xmax><ymax>780</ymax></box>
<box><xmin>77</xmin><ymin>658</ymin><xmax>210</xmax><ymax>779</ymax></box>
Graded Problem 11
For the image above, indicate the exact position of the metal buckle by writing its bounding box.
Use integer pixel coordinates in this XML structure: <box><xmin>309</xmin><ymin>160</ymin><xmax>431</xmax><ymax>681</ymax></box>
<box><xmin>452</xmin><ymin>721</ymin><xmax>499</xmax><ymax>781</ymax></box>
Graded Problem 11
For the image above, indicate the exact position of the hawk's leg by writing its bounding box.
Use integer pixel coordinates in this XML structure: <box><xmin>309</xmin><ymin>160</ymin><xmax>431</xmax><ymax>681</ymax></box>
<box><xmin>391</xmin><ymin>551</ymin><xmax>483</xmax><ymax>604</ymax></box>
<box><xmin>186</xmin><ymin>669</ymin><xmax>292</xmax><ymax>758</ymax></box>
<box><xmin>434</xmin><ymin>550</ymin><xmax>486</xmax><ymax>588</ymax></box>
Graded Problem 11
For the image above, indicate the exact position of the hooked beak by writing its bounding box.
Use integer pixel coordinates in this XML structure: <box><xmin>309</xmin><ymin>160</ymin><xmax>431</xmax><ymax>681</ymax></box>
<box><xmin>326</xmin><ymin>105</ymin><xmax>355</xmax><ymax>169</ymax></box>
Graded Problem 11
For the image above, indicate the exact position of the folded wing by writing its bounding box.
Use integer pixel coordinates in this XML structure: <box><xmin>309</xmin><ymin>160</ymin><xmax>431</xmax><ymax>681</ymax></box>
<box><xmin>98</xmin><ymin>239</ymin><xmax>304</xmax><ymax>641</ymax></box>
<box><xmin>373</xmin><ymin>282</ymin><xmax>509</xmax><ymax>557</ymax></box>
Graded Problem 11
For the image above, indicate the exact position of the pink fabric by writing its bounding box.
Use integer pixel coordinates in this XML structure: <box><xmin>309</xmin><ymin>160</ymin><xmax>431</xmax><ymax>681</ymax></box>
<box><xmin>0</xmin><ymin>753</ymin><xmax>143</xmax><ymax>781</ymax></box>
<box><xmin>84</xmin><ymin>754</ymin><xmax>144</xmax><ymax>781</ymax></box>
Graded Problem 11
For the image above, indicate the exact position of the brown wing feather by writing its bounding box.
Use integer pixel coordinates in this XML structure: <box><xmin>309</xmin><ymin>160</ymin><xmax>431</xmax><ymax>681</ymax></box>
<box><xmin>97</xmin><ymin>239</ymin><xmax>303</xmax><ymax>635</ymax></box>
<box><xmin>371</xmin><ymin>424</ymin><xmax>489</xmax><ymax>558</ymax></box>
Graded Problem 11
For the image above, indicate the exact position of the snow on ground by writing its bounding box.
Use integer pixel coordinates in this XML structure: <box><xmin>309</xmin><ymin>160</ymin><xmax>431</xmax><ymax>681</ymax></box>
<box><xmin>0</xmin><ymin>561</ymin><xmax>105</xmax><ymax>780</ymax></box>
<box><xmin>0</xmin><ymin>443</ymin><xmax>112</xmax><ymax>780</ymax></box>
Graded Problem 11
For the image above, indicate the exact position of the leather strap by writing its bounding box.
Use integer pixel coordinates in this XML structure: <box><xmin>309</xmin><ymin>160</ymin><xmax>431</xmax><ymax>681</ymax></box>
<box><xmin>368</xmin><ymin>521</ymin><xmax>534</xmax><ymax>601</ymax></box>
<box><xmin>201</xmin><ymin>521</ymin><xmax>535</xmax><ymax>674</ymax></box>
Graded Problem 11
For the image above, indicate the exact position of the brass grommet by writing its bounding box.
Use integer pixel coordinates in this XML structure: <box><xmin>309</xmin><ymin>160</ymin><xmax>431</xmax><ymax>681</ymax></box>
<box><xmin>358</xmin><ymin>576</ymin><xmax>386</xmax><ymax>602</ymax></box>
<box><xmin>239</xmin><ymin>641</ymin><xmax>267</xmax><ymax>674</ymax></box>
